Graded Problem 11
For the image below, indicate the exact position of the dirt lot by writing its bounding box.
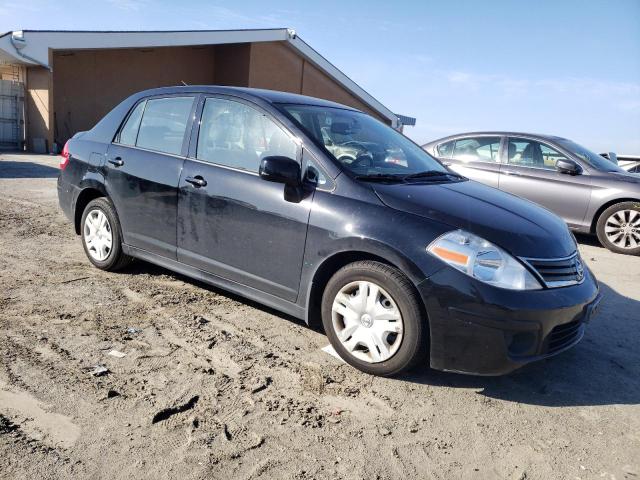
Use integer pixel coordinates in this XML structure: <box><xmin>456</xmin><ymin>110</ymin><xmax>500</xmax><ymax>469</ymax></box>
<box><xmin>0</xmin><ymin>153</ymin><xmax>638</xmax><ymax>480</ymax></box>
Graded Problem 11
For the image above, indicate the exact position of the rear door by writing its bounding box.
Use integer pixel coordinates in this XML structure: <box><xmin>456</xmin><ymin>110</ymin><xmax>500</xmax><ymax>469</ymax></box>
<box><xmin>435</xmin><ymin>136</ymin><xmax>503</xmax><ymax>188</ymax></box>
<box><xmin>106</xmin><ymin>95</ymin><xmax>197</xmax><ymax>258</ymax></box>
<box><xmin>498</xmin><ymin>137</ymin><xmax>592</xmax><ymax>228</ymax></box>
<box><xmin>176</xmin><ymin>95</ymin><xmax>313</xmax><ymax>301</ymax></box>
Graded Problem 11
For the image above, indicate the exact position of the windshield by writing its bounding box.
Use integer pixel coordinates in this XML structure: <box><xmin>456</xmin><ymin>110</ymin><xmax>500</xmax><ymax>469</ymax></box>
<box><xmin>557</xmin><ymin>139</ymin><xmax>626</xmax><ymax>173</ymax></box>
<box><xmin>277</xmin><ymin>104</ymin><xmax>449</xmax><ymax>179</ymax></box>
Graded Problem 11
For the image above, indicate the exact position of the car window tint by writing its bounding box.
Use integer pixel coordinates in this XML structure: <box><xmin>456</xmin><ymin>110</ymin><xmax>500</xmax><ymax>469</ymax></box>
<box><xmin>119</xmin><ymin>101</ymin><xmax>145</xmax><ymax>146</ymax></box>
<box><xmin>197</xmin><ymin>98</ymin><xmax>298</xmax><ymax>173</ymax></box>
<box><xmin>508</xmin><ymin>138</ymin><xmax>567</xmax><ymax>170</ymax></box>
<box><xmin>135</xmin><ymin>97</ymin><xmax>194</xmax><ymax>155</ymax></box>
<box><xmin>452</xmin><ymin>137</ymin><xmax>501</xmax><ymax>163</ymax></box>
<box><xmin>436</xmin><ymin>141</ymin><xmax>454</xmax><ymax>158</ymax></box>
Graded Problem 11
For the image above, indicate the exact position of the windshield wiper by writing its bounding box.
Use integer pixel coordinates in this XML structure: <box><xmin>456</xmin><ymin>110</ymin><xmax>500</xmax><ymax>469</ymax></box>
<box><xmin>403</xmin><ymin>170</ymin><xmax>464</xmax><ymax>181</ymax></box>
<box><xmin>354</xmin><ymin>173</ymin><xmax>406</xmax><ymax>182</ymax></box>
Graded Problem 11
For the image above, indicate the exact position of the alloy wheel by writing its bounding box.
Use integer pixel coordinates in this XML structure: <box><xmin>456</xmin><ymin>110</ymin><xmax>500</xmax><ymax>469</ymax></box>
<box><xmin>604</xmin><ymin>209</ymin><xmax>640</xmax><ymax>249</ymax></box>
<box><xmin>331</xmin><ymin>280</ymin><xmax>404</xmax><ymax>363</ymax></box>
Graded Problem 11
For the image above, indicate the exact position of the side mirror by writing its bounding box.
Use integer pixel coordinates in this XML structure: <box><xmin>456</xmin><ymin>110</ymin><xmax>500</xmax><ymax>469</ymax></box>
<box><xmin>608</xmin><ymin>152</ymin><xmax>618</xmax><ymax>164</ymax></box>
<box><xmin>556</xmin><ymin>159</ymin><xmax>581</xmax><ymax>175</ymax></box>
<box><xmin>259</xmin><ymin>156</ymin><xmax>301</xmax><ymax>187</ymax></box>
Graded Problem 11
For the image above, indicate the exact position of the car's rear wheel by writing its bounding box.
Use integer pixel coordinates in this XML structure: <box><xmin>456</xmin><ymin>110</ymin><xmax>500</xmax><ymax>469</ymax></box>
<box><xmin>321</xmin><ymin>260</ymin><xmax>427</xmax><ymax>376</ymax></box>
<box><xmin>81</xmin><ymin>197</ymin><xmax>132</xmax><ymax>270</ymax></box>
<box><xmin>596</xmin><ymin>202</ymin><xmax>640</xmax><ymax>255</ymax></box>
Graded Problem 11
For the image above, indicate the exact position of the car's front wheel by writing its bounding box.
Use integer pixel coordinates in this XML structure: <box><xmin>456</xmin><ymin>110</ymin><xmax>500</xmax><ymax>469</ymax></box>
<box><xmin>321</xmin><ymin>261</ymin><xmax>427</xmax><ymax>376</ymax></box>
<box><xmin>81</xmin><ymin>197</ymin><xmax>132</xmax><ymax>270</ymax></box>
<box><xmin>596</xmin><ymin>202</ymin><xmax>640</xmax><ymax>255</ymax></box>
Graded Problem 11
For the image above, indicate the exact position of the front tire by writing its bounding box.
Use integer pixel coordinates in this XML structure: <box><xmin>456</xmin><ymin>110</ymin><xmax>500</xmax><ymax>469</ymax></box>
<box><xmin>81</xmin><ymin>197</ymin><xmax>132</xmax><ymax>271</ymax></box>
<box><xmin>321</xmin><ymin>261</ymin><xmax>427</xmax><ymax>376</ymax></box>
<box><xmin>596</xmin><ymin>202</ymin><xmax>640</xmax><ymax>255</ymax></box>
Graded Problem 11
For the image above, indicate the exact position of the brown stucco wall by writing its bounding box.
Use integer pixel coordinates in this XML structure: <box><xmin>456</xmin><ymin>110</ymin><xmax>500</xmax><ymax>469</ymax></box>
<box><xmin>26</xmin><ymin>66</ymin><xmax>53</xmax><ymax>151</ymax></box>
<box><xmin>248</xmin><ymin>41</ymin><xmax>388</xmax><ymax>123</ymax></box>
<box><xmin>30</xmin><ymin>40</ymin><xmax>388</xmax><ymax>150</ymax></box>
<box><xmin>214</xmin><ymin>43</ymin><xmax>251</xmax><ymax>86</ymax></box>
<box><xmin>52</xmin><ymin>46</ymin><xmax>217</xmax><ymax>144</ymax></box>
<box><xmin>248</xmin><ymin>42</ymin><xmax>303</xmax><ymax>93</ymax></box>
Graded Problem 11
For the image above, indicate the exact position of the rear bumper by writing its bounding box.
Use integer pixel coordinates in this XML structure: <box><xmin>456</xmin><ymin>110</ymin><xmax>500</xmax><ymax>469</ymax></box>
<box><xmin>57</xmin><ymin>176</ymin><xmax>77</xmax><ymax>223</ymax></box>
<box><xmin>418</xmin><ymin>266</ymin><xmax>600</xmax><ymax>375</ymax></box>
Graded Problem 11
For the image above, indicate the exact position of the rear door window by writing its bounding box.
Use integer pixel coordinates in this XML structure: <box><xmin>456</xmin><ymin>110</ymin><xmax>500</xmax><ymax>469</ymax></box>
<box><xmin>452</xmin><ymin>137</ymin><xmax>501</xmax><ymax>163</ymax></box>
<box><xmin>135</xmin><ymin>97</ymin><xmax>194</xmax><ymax>156</ymax></box>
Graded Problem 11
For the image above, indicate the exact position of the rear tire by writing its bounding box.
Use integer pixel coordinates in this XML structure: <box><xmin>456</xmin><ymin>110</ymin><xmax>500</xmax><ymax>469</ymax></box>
<box><xmin>596</xmin><ymin>202</ymin><xmax>640</xmax><ymax>255</ymax></box>
<box><xmin>321</xmin><ymin>261</ymin><xmax>427</xmax><ymax>376</ymax></box>
<box><xmin>81</xmin><ymin>197</ymin><xmax>132</xmax><ymax>271</ymax></box>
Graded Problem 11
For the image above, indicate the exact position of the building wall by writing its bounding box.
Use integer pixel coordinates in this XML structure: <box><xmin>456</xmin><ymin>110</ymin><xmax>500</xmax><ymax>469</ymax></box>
<box><xmin>52</xmin><ymin>46</ymin><xmax>217</xmax><ymax>145</ymax></box>
<box><xmin>248</xmin><ymin>42</ymin><xmax>388</xmax><ymax>123</ymax></box>
<box><xmin>0</xmin><ymin>64</ymin><xmax>26</xmax><ymax>82</ymax></box>
<box><xmin>26</xmin><ymin>66</ymin><xmax>52</xmax><ymax>151</ymax></box>
<box><xmin>28</xmin><ymin>40</ymin><xmax>389</xmax><ymax>151</ymax></box>
<box><xmin>214</xmin><ymin>44</ymin><xmax>251</xmax><ymax>86</ymax></box>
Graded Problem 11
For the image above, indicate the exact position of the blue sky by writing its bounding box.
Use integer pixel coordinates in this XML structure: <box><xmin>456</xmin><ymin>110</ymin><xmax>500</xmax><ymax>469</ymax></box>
<box><xmin>1</xmin><ymin>0</ymin><xmax>639</xmax><ymax>152</ymax></box>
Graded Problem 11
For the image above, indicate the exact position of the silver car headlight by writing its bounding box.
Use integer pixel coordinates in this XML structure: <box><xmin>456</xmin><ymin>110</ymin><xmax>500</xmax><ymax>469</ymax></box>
<box><xmin>427</xmin><ymin>230</ymin><xmax>542</xmax><ymax>290</ymax></box>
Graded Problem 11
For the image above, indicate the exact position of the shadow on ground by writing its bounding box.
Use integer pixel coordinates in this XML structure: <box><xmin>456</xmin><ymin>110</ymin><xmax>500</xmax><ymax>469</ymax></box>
<box><xmin>575</xmin><ymin>232</ymin><xmax>603</xmax><ymax>248</ymax></box>
<box><xmin>122</xmin><ymin>261</ymin><xmax>639</xmax><ymax>408</ymax></box>
<box><xmin>0</xmin><ymin>161</ymin><xmax>59</xmax><ymax>179</ymax></box>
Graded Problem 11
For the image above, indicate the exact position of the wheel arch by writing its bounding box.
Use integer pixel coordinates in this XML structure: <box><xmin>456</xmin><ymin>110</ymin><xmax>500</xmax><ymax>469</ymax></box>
<box><xmin>590</xmin><ymin>197</ymin><xmax>640</xmax><ymax>233</ymax></box>
<box><xmin>74</xmin><ymin>184</ymin><xmax>109</xmax><ymax>234</ymax></box>
<box><xmin>304</xmin><ymin>248</ymin><xmax>428</xmax><ymax>329</ymax></box>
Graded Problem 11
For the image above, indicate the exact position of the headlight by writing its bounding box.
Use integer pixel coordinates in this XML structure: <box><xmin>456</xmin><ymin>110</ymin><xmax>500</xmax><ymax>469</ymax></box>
<box><xmin>427</xmin><ymin>230</ymin><xmax>542</xmax><ymax>290</ymax></box>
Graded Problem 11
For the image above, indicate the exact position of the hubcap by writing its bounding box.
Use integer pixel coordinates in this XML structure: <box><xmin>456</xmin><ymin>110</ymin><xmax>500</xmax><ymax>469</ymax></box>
<box><xmin>331</xmin><ymin>281</ymin><xmax>403</xmax><ymax>364</ymax></box>
<box><xmin>604</xmin><ymin>209</ymin><xmax>640</xmax><ymax>249</ymax></box>
<box><xmin>84</xmin><ymin>209</ymin><xmax>113</xmax><ymax>261</ymax></box>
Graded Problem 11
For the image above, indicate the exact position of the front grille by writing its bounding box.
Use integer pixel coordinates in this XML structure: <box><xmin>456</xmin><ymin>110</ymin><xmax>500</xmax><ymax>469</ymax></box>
<box><xmin>521</xmin><ymin>253</ymin><xmax>585</xmax><ymax>288</ymax></box>
<box><xmin>547</xmin><ymin>320</ymin><xmax>584</xmax><ymax>354</ymax></box>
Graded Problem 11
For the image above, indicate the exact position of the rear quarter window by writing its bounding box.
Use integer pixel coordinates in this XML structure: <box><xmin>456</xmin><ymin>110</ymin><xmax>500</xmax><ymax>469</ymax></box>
<box><xmin>118</xmin><ymin>101</ymin><xmax>146</xmax><ymax>146</ymax></box>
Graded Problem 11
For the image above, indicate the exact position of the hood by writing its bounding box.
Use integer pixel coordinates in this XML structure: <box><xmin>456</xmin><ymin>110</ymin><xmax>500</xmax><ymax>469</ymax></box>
<box><xmin>373</xmin><ymin>180</ymin><xmax>576</xmax><ymax>258</ymax></box>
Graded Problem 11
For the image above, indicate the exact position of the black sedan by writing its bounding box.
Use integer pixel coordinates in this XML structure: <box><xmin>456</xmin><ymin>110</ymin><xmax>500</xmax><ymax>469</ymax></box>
<box><xmin>58</xmin><ymin>87</ymin><xmax>600</xmax><ymax>376</ymax></box>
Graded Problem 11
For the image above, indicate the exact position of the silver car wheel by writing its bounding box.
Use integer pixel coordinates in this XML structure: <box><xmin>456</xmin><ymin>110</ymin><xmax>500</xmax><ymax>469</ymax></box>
<box><xmin>331</xmin><ymin>281</ymin><xmax>403</xmax><ymax>363</ymax></box>
<box><xmin>84</xmin><ymin>209</ymin><xmax>113</xmax><ymax>261</ymax></box>
<box><xmin>604</xmin><ymin>209</ymin><xmax>640</xmax><ymax>249</ymax></box>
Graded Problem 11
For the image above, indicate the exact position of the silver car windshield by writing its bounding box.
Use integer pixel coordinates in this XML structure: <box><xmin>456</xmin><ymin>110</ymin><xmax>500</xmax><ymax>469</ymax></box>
<box><xmin>278</xmin><ymin>104</ymin><xmax>448</xmax><ymax>178</ymax></box>
<box><xmin>557</xmin><ymin>140</ymin><xmax>626</xmax><ymax>173</ymax></box>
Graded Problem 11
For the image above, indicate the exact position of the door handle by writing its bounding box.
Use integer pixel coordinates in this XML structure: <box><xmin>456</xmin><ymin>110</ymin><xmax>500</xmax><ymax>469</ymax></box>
<box><xmin>185</xmin><ymin>176</ymin><xmax>207</xmax><ymax>188</ymax></box>
<box><xmin>502</xmin><ymin>170</ymin><xmax>520</xmax><ymax>176</ymax></box>
<box><xmin>108</xmin><ymin>157</ymin><xmax>124</xmax><ymax>167</ymax></box>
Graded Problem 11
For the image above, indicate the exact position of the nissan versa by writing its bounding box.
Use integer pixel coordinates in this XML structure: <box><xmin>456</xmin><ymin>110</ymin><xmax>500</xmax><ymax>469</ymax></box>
<box><xmin>57</xmin><ymin>86</ymin><xmax>601</xmax><ymax>376</ymax></box>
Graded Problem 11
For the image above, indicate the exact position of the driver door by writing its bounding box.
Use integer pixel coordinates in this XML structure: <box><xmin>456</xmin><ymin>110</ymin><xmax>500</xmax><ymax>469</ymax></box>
<box><xmin>498</xmin><ymin>137</ymin><xmax>592</xmax><ymax>228</ymax></box>
<box><xmin>177</xmin><ymin>96</ymin><xmax>313</xmax><ymax>301</ymax></box>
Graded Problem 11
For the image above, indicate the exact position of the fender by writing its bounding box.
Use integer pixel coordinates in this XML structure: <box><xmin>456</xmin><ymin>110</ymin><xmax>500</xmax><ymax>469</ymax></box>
<box><xmin>299</xmin><ymin>235</ymin><xmax>446</xmax><ymax>325</ymax></box>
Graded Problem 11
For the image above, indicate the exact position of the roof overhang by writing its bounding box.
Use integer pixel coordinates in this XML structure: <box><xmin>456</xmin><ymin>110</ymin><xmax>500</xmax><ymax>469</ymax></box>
<box><xmin>0</xmin><ymin>29</ymin><xmax>399</xmax><ymax>127</ymax></box>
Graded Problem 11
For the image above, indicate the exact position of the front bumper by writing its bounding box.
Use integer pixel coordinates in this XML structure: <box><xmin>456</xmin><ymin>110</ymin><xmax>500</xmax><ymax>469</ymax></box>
<box><xmin>418</xmin><ymin>265</ymin><xmax>600</xmax><ymax>375</ymax></box>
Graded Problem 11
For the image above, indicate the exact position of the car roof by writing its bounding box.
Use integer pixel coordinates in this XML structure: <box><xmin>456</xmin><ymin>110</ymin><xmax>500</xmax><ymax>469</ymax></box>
<box><xmin>422</xmin><ymin>131</ymin><xmax>570</xmax><ymax>147</ymax></box>
<box><xmin>132</xmin><ymin>85</ymin><xmax>360</xmax><ymax>111</ymax></box>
